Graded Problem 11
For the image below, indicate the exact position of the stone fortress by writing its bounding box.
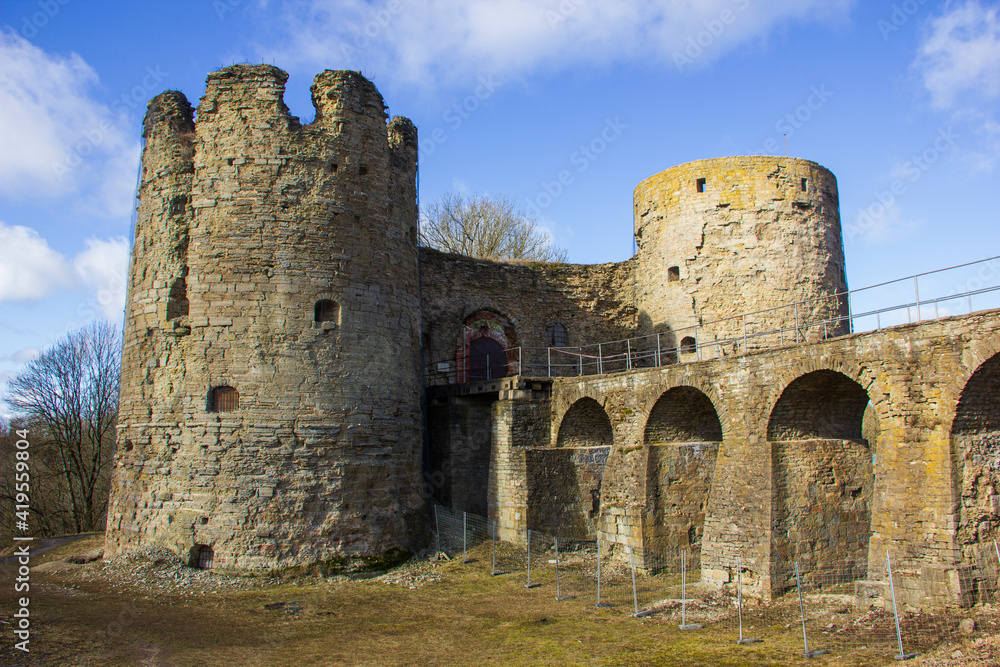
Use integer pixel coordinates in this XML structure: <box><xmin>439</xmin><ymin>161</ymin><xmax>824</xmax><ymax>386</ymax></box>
<box><xmin>107</xmin><ymin>65</ymin><xmax>1000</xmax><ymax>607</ymax></box>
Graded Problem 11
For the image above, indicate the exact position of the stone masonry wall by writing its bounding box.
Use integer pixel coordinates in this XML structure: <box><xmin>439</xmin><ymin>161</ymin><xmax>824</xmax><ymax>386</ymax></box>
<box><xmin>633</xmin><ymin>157</ymin><xmax>848</xmax><ymax>355</ymax></box>
<box><xmin>426</xmin><ymin>395</ymin><xmax>494</xmax><ymax>516</ymax></box>
<box><xmin>544</xmin><ymin>309</ymin><xmax>1000</xmax><ymax>606</ymax></box>
<box><xmin>487</xmin><ymin>379</ymin><xmax>553</xmax><ymax>542</ymax></box>
<box><xmin>953</xmin><ymin>352</ymin><xmax>1000</xmax><ymax>560</ymax></box>
<box><xmin>770</xmin><ymin>439</ymin><xmax>873</xmax><ymax>592</ymax></box>
<box><xmin>106</xmin><ymin>65</ymin><xmax>424</xmax><ymax>568</ymax></box>
<box><xmin>419</xmin><ymin>250</ymin><xmax>636</xmax><ymax>378</ymax></box>
<box><xmin>526</xmin><ymin>446</ymin><xmax>609</xmax><ymax>539</ymax></box>
<box><xmin>646</xmin><ymin>443</ymin><xmax>719</xmax><ymax>570</ymax></box>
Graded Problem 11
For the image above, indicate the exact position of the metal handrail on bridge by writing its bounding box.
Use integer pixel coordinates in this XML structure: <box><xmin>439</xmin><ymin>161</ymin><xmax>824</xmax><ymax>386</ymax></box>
<box><xmin>425</xmin><ymin>255</ymin><xmax>1000</xmax><ymax>384</ymax></box>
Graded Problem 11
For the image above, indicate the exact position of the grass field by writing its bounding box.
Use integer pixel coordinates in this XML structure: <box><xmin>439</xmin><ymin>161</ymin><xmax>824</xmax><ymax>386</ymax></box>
<box><xmin>1</xmin><ymin>535</ymin><xmax>996</xmax><ymax>666</ymax></box>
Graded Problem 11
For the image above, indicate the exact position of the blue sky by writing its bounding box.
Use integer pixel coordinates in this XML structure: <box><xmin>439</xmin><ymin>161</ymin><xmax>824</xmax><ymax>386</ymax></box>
<box><xmin>1</xmin><ymin>0</ymin><xmax>999</xmax><ymax>403</ymax></box>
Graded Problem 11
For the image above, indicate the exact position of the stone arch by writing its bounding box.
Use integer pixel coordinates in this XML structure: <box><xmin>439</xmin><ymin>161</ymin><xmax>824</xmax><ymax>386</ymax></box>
<box><xmin>457</xmin><ymin>309</ymin><xmax>517</xmax><ymax>381</ymax></box>
<box><xmin>644</xmin><ymin>386</ymin><xmax>723</xmax><ymax>444</ymax></box>
<box><xmin>768</xmin><ymin>369</ymin><xmax>874</xmax><ymax>587</ymax></box>
<box><xmin>556</xmin><ymin>397</ymin><xmax>613</xmax><ymax>448</ymax></box>
<box><xmin>767</xmin><ymin>369</ymin><xmax>870</xmax><ymax>441</ymax></box>
<box><xmin>642</xmin><ymin>386</ymin><xmax>722</xmax><ymax>567</ymax></box>
<box><xmin>527</xmin><ymin>397</ymin><xmax>612</xmax><ymax>539</ymax></box>
<box><xmin>952</xmin><ymin>352</ymin><xmax>1000</xmax><ymax>560</ymax></box>
<box><xmin>764</xmin><ymin>359</ymin><xmax>892</xmax><ymax>441</ymax></box>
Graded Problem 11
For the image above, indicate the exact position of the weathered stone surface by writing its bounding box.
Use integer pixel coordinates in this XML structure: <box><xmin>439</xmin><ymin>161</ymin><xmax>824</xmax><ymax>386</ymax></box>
<box><xmin>106</xmin><ymin>65</ymin><xmax>423</xmax><ymax>569</ymax></box>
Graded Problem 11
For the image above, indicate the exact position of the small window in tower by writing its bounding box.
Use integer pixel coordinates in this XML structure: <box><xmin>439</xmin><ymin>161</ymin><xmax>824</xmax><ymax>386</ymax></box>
<box><xmin>166</xmin><ymin>276</ymin><xmax>189</xmax><ymax>321</ymax></box>
<box><xmin>800</xmin><ymin>178</ymin><xmax>808</xmax><ymax>192</ymax></box>
<box><xmin>314</xmin><ymin>299</ymin><xmax>340</xmax><ymax>324</ymax></box>
<box><xmin>667</xmin><ymin>266</ymin><xmax>680</xmax><ymax>283</ymax></box>
<box><xmin>359</xmin><ymin>165</ymin><xmax>369</xmax><ymax>176</ymax></box>
<box><xmin>696</xmin><ymin>178</ymin><xmax>707</xmax><ymax>193</ymax></box>
<box><xmin>546</xmin><ymin>323</ymin><xmax>568</xmax><ymax>348</ymax></box>
<box><xmin>169</xmin><ymin>195</ymin><xmax>187</xmax><ymax>216</ymax></box>
<box><xmin>680</xmin><ymin>336</ymin><xmax>697</xmax><ymax>355</ymax></box>
<box><xmin>210</xmin><ymin>386</ymin><xmax>238</xmax><ymax>413</ymax></box>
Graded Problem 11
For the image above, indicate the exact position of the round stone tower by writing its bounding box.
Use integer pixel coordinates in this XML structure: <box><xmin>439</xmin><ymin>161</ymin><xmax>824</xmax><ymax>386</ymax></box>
<box><xmin>106</xmin><ymin>65</ymin><xmax>424</xmax><ymax>568</ymax></box>
<box><xmin>633</xmin><ymin>156</ymin><xmax>848</xmax><ymax>354</ymax></box>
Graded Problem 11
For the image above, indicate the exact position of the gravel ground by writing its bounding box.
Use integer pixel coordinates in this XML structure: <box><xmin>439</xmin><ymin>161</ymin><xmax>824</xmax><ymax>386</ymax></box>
<box><xmin>59</xmin><ymin>546</ymin><xmax>445</xmax><ymax>598</ymax></box>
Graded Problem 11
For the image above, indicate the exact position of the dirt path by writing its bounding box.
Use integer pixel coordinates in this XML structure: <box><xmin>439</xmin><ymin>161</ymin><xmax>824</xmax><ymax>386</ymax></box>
<box><xmin>0</xmin><ymin>532</ymin><xmax>96</xmax><ymax>564</ymax></box>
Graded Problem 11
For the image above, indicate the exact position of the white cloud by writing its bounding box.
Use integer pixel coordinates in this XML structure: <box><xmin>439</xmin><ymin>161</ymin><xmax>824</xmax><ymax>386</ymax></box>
<box><xmin>916</xmin><ymin>1</ymin><xmax>1000</xmax><ymax>109</ymax></box>
<box><xmin>845</xmin><ymin>199</ymin><xmax>922</xmax><ymax>245</ymax></box>
<box><xmin>0</xmin><ymin>221</ymin><xmax>129</xmax><ymax>321</ymax></box>
<box><xmin>73</xmin><ymin>236</ymin><xmax>130</xmax><ymax>321</ymax></box>
<box><xmin>913</xmin><ymin>2</ymin><xmax>1000</xmax><ymax>169</ymax></box>
<box><xmin>0</xmin><ymin>29</ymin><xmax>140</xmax><ymax>215</ymax></box>
<box><xmin>0</xmin><ymin>348</ymin><xmax>39</xmax><ymax>366</ymax></box>
<box><xmin>0</xmin><ymin>222</ymin><xmax>75</xmax><ymax>301</ymax></box>
<box><xmin>256</xmin><ymin>0</ymin><xmax>853</xmax><ymax>88</ymax></box>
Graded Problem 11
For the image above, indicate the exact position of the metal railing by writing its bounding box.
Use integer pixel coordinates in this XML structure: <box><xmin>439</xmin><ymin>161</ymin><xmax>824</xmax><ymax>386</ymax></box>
<box><xmin>425</xmin><ymin>255</ymin><xmax>1000</xmax><ymax>384</ymax></box>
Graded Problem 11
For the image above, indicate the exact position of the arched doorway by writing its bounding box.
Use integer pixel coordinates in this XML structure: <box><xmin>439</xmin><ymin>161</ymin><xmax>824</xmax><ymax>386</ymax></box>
<box><xmin>643</xmin><ymin>386</ymin><xmax>722</xmax><ymax>568</ymax></box>
<box><xmin>458</xmin><ymin>310</ymin><xmax>516</xmax><ymax>381</ymax></box>
<box><xmin>953</xmin><ymin>352</ymin><xmax>1000</xmax><ymax>578</ymax></box>
<box><xmin>527</xmin><ymin>398</ymin><xmax>612</xmax><ymax>538</ymax></box>
<box><xmin>468</xmin><ymin>336</ymin><xmax>506</xmax><ymax>380</ymax></box>
<box><xmin>767</xmin><ymin>370</ymin><xmax>874</xmax><ymax>588</ymax></box>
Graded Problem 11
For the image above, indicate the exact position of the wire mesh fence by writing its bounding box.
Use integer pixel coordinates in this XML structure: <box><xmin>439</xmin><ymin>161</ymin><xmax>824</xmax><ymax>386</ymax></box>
<box><xmin>428</xmin><ymin>505</ymin><xmax>1000</xmax><ymax>662</ymax></box>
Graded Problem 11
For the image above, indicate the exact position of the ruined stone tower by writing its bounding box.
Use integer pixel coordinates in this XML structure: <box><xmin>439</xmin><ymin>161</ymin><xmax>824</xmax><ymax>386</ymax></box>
<box><xmin>633</xmin><ymin>156</ymin><xmax>848</xmax><ymax>352</ymax></box>
<box><xmin>105</xmin><ymin>65</ymin><xmax>423</xmax><ymax>568</ymax></box>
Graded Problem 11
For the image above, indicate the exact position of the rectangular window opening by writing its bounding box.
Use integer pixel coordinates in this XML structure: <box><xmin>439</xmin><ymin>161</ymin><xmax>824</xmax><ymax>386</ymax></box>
<box><xmin>696</xmin><ymin>178</ymin><xmax>707</xmax><ymax>193</ymax></box>
<box><xmin>800</xmin><ymin>178</ymin><xmax>808</xmax><ymax>192</ymax></box>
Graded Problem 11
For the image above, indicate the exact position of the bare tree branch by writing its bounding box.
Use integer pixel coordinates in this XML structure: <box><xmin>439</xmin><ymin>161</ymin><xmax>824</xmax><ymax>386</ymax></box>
<box><xmin>4</xmin><ymin>321</ymin><xmax>120</xmax><ymax>534</ymax></box>
<box><xmin>419</xmin><ymin>192</ymin><xmax>568</xmax><ymax>262</ymax></box>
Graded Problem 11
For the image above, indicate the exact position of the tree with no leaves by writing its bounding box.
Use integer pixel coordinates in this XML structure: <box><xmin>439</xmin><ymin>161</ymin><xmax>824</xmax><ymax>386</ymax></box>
<box><xmin>420</xmin><ymin>192</ymin><xmax>568</xmax><ymax>262</ymax></box>
<box><xmin>3</xmin><ymin>320</ymin><xmax>120</xmax><ymax>534</ymax></box>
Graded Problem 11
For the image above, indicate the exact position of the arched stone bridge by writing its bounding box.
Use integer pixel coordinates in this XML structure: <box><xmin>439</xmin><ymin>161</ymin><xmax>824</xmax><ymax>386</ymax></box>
<box><xmin>430</xmin><ymin>308</ymin><xmax>1000</xmax><ymax>607</ymax></box>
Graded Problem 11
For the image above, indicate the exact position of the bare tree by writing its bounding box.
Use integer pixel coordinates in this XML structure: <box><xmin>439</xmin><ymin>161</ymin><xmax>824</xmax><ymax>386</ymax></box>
<box><xmin>420</xmin><ymin>192</ymin><xmax>568</xmax><ymax>262</ymax></box>
<box><xmin>4</xmin><ymin>321</ymin><xmax>120</xmax><ymax>534</ymax></box>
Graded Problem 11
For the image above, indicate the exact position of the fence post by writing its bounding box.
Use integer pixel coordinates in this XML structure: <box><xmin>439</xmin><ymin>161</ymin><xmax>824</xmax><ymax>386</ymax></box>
<box><xmin>656</xmin><ymin>332</ymin><xmax>662</xmax><ymax>367</ymax></box>
<box><xmin>434</xmin><ymin>504</ymin><xmax>440</xmax><ymax>555</ymax></box>
<box><xmin>578</xmin><ymin>347</ymin><xmax>583</xmax><ymax>376</ymax></box>
<box><xmin>794</xmin><ymin>303</ymin><xmax>800</xmax><ymax>342</ymax></box>
<box><xmin>736</xmin><ymin>557</ymin><xmax>761</xmax><ymax>644</ymax></box>
<box><xmin>626</xmin><ymin>339</ymin><xmax>632</xmax><ymax>370</ymax></box>
<box><xmin>796</xmin><ymin>562</ymin><xmax>828</xmax><ymax>658</ymax></box>
<box><xmin>525</xmin><ymin>529</ymin><xmax>540</xmax><ymax>589</ymax></box>
<box><xmin>847</xmin><ymin>290</ymin><xmax>854</xmax><ymax>334</ymax></box>
<box><xmin>695</xmin><ymin>328</ymin><xmax>701</xmax><ymax>361</ymax></box>
<box><xmin>629</xmin><ymin>546</ymin><xmax>639</xmax><ymax>617</ymax></box>
<box><xmin>598</xmin><ymin>343</ymin><xmax>603</xmax><ymax>374</ymax></box>
<box><xmin>994</xmin><ymin>539</ymin><xmax>1000</xmax><ymax>592</ymax></box>
<box><xmin>554</xmin><ymin>537</ymin><xmax>573</xmax><ymax>601</ymax></box>
<box><xmin>491</xmin><ymin>520</ymin><xmax>498</xmax><ymax>576</ymax></box>
<box><xmin>462</xmin><ymin>511</ymin><xmax>471</xmax><ymax>563</ymax></box>
<box><xmin>887</xmin><ymin>552</ymin><xmax>918</xmax><ymax>660</ymax></box>
<box><xmin>914</xmin><ymin>276</ymin><xmax>921</xmax><ymax>321</ymax></box>
<box><xmin>679</xmin><ymin>550</ymin><xmax>702</xmax><ymax>630</ymax></box>
<box><xmin>547</xmin><ymin>347</ymin><xmax>551</xmax><ymax>377</ymax></box>
<box><xmin>742</xmin><ymin>315</ymin><xmax>747</xmax><ymax>353</ymax></box>
<box><xmin>596</xmin><ymin>537</ymin><xmax>611</xmax><ymax>607</ymax></box>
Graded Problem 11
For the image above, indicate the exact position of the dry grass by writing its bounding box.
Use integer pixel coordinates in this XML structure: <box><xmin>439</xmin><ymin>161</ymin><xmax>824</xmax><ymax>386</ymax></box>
<box><xmin>0</xmin><ymin>536</ymin><xmax>989</xmax><ymax>666</ymax></box>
